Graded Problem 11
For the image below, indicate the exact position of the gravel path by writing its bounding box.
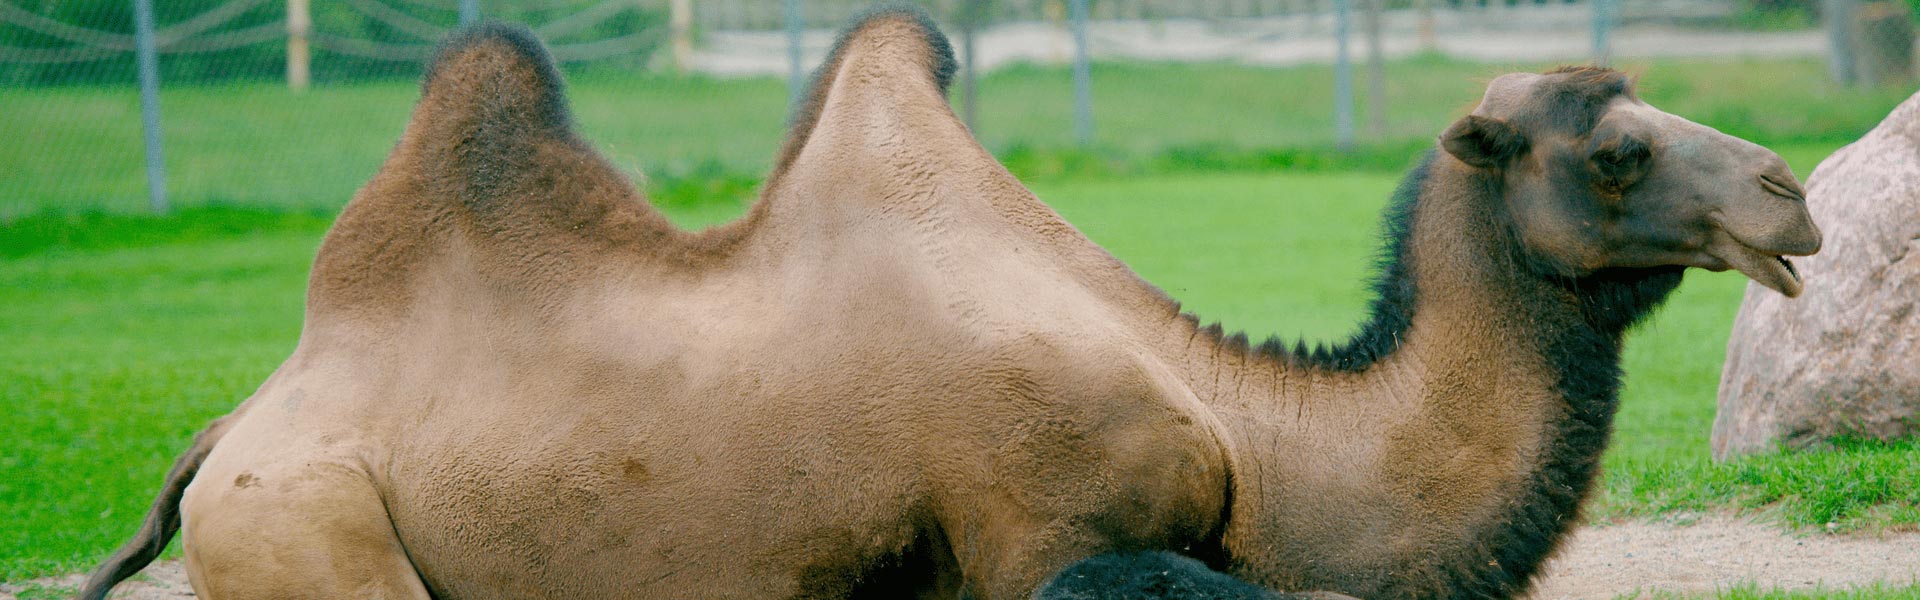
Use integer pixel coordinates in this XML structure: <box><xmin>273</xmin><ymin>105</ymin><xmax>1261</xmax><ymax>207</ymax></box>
<box><xmin>8</xmin><ymin>517</ymin><xmax>1917</xmax><ymax>599</ymax></box>
<box><xmin>1531</xmin><ymin>517</ymin><xmax>1920</xmax><ymax>598</ymax></box>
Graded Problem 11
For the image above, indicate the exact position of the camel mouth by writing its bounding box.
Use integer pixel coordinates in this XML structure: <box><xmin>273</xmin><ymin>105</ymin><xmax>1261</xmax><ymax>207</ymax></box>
<box><xmin>1712</xmin><ymin>239</ymin><xmax>1804</xmax><ymax>297</ymax></box>
<box><xmin>1766</xmin><ymin>254</ymin><xmax>1803</xmax><ymax>297</ymax></box>
<box><xmin>1702</xmin><ymin>192</ymin><xmax>1818</xmax><ymax>298</ymax></box>
<box><xmin>1697</xmin><ymin>219</ymin><xmax>1809</xmax><ymax>297</ymax></box>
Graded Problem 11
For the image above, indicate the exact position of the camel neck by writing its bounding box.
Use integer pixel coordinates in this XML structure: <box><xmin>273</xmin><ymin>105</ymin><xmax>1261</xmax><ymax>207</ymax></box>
<box><xmin>1160</xmin><ymin>154</ymin><xmax>1683</xmax><ymax>598</ymax></box>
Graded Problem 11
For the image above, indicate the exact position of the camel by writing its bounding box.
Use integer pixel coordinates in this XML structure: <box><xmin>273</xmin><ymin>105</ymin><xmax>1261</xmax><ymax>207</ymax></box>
<box><xmin>78</xmin><ymin>8</ymin><xmax>1820</xmax><ymax>599</ymax></box>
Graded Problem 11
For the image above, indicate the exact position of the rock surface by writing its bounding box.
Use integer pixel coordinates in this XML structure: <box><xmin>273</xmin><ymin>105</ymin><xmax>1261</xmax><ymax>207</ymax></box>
<box><xmin>1713</xmin><ymin>90</ymin><xmax>1920</xmax><ymax>460</ymax></box>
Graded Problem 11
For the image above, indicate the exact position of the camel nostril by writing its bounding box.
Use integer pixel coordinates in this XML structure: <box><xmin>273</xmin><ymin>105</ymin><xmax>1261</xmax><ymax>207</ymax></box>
<box><xmin>1759</xmin><ymin>173</ymin><xmax>1805</xmax><ymax>202</ymax></box>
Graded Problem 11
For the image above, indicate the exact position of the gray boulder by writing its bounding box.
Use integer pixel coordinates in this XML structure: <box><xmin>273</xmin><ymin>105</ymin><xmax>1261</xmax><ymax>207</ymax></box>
<box><xmin>1712</xmin><ymin>91</ymin><xmax>1920</xmax><ymax>460</ymax></box>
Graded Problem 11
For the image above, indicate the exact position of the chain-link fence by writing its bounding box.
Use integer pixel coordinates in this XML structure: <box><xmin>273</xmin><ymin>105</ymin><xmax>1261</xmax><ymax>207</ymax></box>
<box><xmin>0</xmin><ymin>0</ymin><xmax>1903</xmax><ymax>216</ymax></box>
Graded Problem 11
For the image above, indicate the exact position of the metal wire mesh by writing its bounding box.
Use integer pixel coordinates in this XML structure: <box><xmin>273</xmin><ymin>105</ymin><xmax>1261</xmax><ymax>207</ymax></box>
<box><xmin>0</xmin><ymin>0</ymin><xmax>1840</xmax><ymax>217</ymax></box>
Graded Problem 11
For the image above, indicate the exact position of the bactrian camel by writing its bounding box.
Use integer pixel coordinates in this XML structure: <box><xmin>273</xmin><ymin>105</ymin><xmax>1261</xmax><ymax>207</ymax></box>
<box><xmin>80</xmin><ymin>8</ymin><xmax>1820</xmax><ymax>599</ymax></box>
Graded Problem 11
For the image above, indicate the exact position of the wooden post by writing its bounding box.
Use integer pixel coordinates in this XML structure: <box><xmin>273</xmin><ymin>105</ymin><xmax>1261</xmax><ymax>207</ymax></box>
<box><xmin>287</xmin><ymin>0</ymin><xmax>310</xmax><ymax>91</ymax></box>
<box><xmin>670</xmin><ymin>0</ymin><xmax>692</xmax><ymax>73</ymax></box>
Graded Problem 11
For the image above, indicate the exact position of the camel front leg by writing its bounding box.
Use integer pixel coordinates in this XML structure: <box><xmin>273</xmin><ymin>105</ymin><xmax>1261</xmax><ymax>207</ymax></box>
<box><xmin>933</xmin><ymin>429</ymin><xmax>1231</xmax><ymax>599</ymax></box>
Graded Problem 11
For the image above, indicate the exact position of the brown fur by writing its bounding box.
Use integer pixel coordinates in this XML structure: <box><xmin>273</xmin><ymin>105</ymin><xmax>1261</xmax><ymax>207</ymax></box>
<box><xmin>80</xmin><ymin>10</ymin><xmax>1819</xmax><ymax>600</ymax></box>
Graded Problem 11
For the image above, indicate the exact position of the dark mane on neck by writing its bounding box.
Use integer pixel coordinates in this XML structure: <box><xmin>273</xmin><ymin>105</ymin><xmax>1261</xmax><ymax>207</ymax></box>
<box><xmin>1366</xmin><ymin>159</ymin><xmax>1680</xmax><ymax>598</ymax></box>
<box><xmin>1179</xmin><ymin>152</ymin><xmax>1429</xmax><ymax>373</ymax></box>
<box><xmin>1444</xmin><ymin>261</ymin><xmax>1681</xmax><ymax>599</ymax></box>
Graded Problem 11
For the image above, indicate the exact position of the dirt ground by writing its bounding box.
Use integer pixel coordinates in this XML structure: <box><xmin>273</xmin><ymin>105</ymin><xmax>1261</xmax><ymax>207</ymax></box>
<box><xmin>1530</xmin><ymin>517</ymin><xmax>1920</xmax><ymax>598</ymax></box>
<box><xmin>7</xmin><ymin>516</ymin><xmax>1917</xmax><ymax>599</ymax></box>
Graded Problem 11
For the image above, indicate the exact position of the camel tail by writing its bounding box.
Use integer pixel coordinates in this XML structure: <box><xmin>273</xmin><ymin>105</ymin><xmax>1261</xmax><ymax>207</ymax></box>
<box><xmin>74</xmin><ymin>417</ymin><xmax>230</xmax><ymax>600</ymax></box>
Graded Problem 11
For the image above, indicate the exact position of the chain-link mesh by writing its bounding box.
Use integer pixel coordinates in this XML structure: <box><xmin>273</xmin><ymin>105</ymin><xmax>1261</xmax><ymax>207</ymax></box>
<box><xmin>0</xmin><ymin>0</ymin><xmax>1874</xmax><ymax>217</ymax></box>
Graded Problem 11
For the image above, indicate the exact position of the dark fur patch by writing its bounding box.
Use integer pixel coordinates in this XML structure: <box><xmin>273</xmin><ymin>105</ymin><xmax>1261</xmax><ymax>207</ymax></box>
<box><xmin>768</xmin><ymin>5</ymin><xmax>957</xmax><ymax>185</ymax></box>
<box><xmin>1536</xmin><ymin>66</ymin><xmax>1635</xmax><ymax>134</ymax></box>
<box><xmin>1284</xmin><ymin>152</ymin><xmax>1426</xmax><ymax>372</ymax></box>
<box><xmin>1183</xmin><ymin>153</ymin><xmax>1429</xmax><ymax>373</ymax></box>
<box><xmin>412</xmin><ymin>21</ymin><xmax>582</xmax><ymax>214</ymax></box>
<box><xmin>1037</xmin><ymin>551</ymin><xmax>1284</xmax><ymax>600</ymax></box>
<box><xmin>1433</xmin><ymin>267</ymin><xmax>1682</xmax><ymax>599</ymax></box>
<box><xmin>422</xmin><ymin>21</ymin><xmax>571</xmax><ymax>132</ymax></box>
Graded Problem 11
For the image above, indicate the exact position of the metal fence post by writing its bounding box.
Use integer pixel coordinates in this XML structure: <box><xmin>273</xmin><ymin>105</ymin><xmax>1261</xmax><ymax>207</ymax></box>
<box><xmin>1591</xmin><ymin>0</ymin><xmax>1614</xmax><ymax>66</ymax></box>
<box><xmin>1068</xmin><ymin>0</ymin><xmax>1094</xmax><ymax>146</ymax></box>
<box><xmin>133</xmin><ymin>0</ymin><xmax>168</xmax><ymax>213</ymax></box>
<box><xmin>786</xmin><ymin>0</ymin><xmax>804</xmax><ymax>106</ymax></box>
<box><xmin>1333</xmin><ymin>0</ymin><xmax>1355</xmax><ymax>151</ymax></box>
<box><xmin>459</xmin><ymin>0</ymin><xmax>480</xmax><ymax>26</ymax></box>
<box><xmin>1362</xmin><ymin>0</ymin><xmax>1385</xmax><ymax>138</ymax></box>
<box><xmin>1826</xmin><ymin>0</ymin><xmax>1859</xmax><ymax>85</ymax></box>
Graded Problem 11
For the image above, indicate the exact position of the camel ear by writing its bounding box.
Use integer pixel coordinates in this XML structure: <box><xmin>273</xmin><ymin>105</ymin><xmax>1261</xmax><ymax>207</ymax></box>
<box><xmin>1441</xmin><ymin>115</ymin><xmax>1529</xmax><ymax>170</ymax></box>
<box><xmin>763</xmin><ymin>7</ymin><xmax>962</xmax><ymax>189</ymax></box>
<box><xmin>398</xmin><ymin>23</ymin><xmax>586</xmax><ymax>209</ymax></box>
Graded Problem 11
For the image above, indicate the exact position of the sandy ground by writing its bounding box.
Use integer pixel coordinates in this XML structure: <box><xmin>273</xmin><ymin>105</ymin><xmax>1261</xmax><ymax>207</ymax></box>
<box><xmin>1530</xmin><ymin>517</ymin><xmax>1920</xmax><ymax>598</ymax></box>
<box><xmin>8</xmin><ymin>516</ymin><xmax>1917</xmax><ymax>599</ymax></box>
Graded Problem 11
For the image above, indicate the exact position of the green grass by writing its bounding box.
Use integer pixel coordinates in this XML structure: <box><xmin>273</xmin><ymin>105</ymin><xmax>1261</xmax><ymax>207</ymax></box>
<box><xmin>2</xmin><ymin>55</ymin><xmax>1910</xmax><ymax>215</ymax></box>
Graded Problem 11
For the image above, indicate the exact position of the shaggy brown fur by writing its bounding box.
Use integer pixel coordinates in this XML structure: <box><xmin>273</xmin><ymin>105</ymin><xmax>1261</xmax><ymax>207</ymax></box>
<box><xmin>80</xmin><ymin>8</ymin><xmax>1818</xmax><ymax>600</ymax></box>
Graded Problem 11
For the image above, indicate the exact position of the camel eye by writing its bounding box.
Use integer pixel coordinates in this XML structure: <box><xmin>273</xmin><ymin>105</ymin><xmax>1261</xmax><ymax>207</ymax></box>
<box><xmin>1590</xmin><ymin>135</ymin><xmax>1650</xmax><ymax>186</ymax></box>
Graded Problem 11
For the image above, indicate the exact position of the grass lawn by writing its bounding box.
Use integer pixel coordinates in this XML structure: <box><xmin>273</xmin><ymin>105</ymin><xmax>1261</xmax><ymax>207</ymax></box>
<box><xmin>5</xmin><ymin>162</ymin><xmax>1919</xmax><ymax>599</ymax></box>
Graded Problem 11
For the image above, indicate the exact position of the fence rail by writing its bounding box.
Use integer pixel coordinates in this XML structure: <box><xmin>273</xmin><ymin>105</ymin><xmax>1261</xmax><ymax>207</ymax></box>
<box><xmin>0</xmin><ymin>0</ymin><xmax>1737</xmax><ymax>70</ymax></box>
<box><xmin>0</xmin><ymin>0</ymin><xmax>1823</xmax><ymax>215</ymax></box>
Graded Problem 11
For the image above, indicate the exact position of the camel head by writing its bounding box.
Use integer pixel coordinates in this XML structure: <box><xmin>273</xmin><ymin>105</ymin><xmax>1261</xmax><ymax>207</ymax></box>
<box><xmin>1439</xmin><ymin>67</ymin><xmax>1822</xmax><ymax>296</ymax></box>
